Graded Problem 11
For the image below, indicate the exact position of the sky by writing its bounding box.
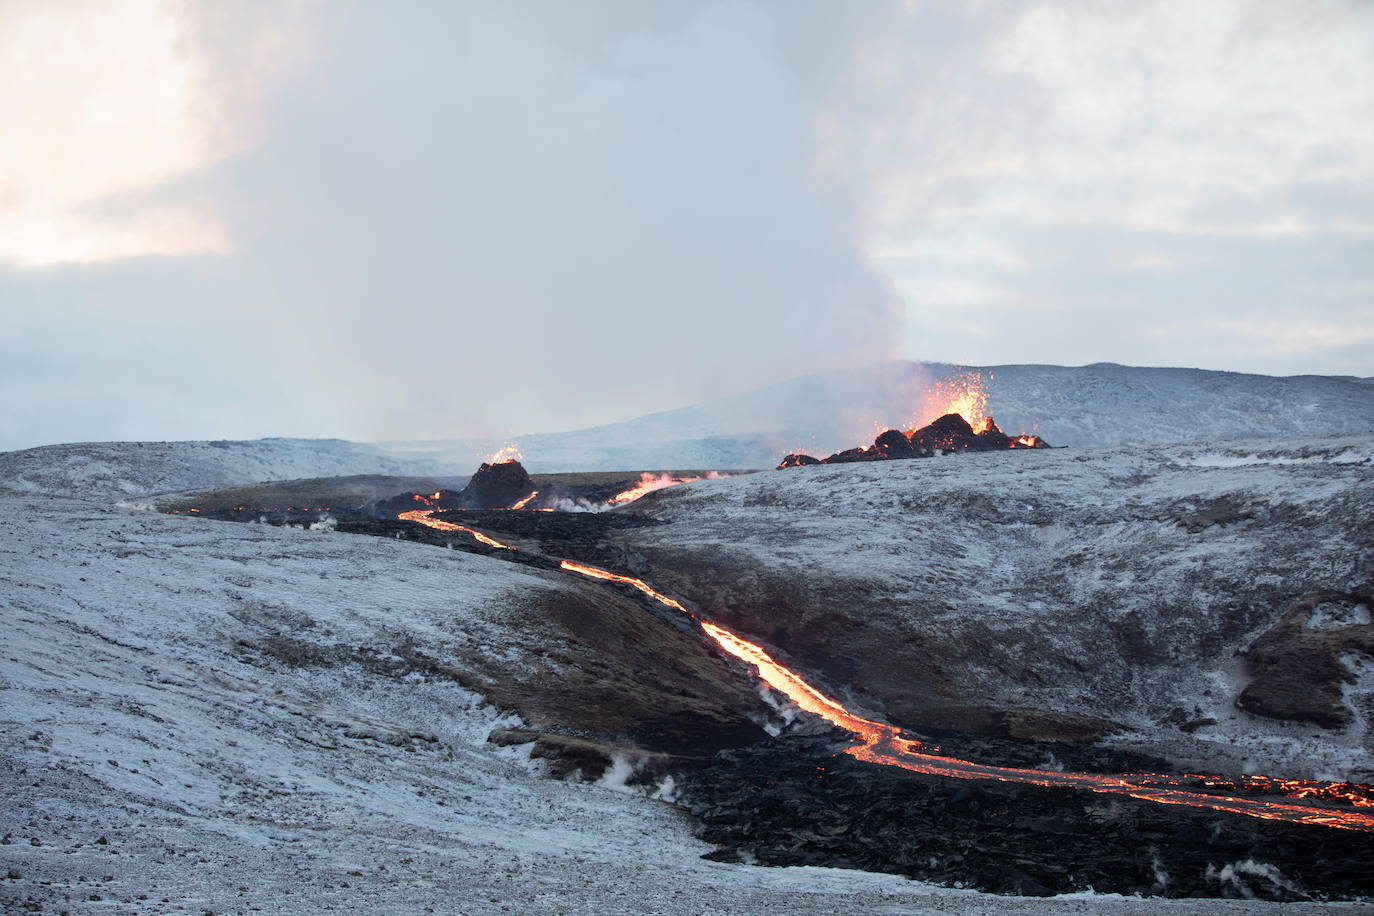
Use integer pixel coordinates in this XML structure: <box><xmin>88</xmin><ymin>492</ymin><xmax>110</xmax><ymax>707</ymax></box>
<box><xmin>2</xmin><ymin>0</ymin><xmax>1371</xmax><ymax>450</ymax></box>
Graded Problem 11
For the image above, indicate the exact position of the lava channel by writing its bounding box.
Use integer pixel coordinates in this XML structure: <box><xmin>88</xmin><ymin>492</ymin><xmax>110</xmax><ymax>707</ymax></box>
<box><xmin>402</xmin><ymin>508</ymin><xmax>1374</xmax><ymax>832</ymax></box>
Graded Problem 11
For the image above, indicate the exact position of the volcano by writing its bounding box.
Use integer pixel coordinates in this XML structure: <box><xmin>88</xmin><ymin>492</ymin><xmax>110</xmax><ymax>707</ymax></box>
<box><xmin>457</xmin><ymin>458</ymin><xmax>537</xmax><ymax>509</ymax></box>
<box><xmin>779</xmin><ymin>413</ymin><xmax>1049</xmax><ymax>469</ymax></box>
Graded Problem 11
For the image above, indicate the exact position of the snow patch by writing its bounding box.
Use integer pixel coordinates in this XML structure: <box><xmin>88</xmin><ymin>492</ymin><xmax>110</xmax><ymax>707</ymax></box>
<box><xmin>1206</xmin><ymin>860</ymin><xmax>1303</xmax><ymax>899</ymax></box>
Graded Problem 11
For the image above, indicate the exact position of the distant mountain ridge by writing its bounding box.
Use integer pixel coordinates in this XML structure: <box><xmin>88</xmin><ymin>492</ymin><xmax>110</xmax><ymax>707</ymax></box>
<box><xmin>4</xmin><ymin>362</ymin><xmax>1372</xmax><ymax>494</ymax></box>
<box><xmin>381</xmin><ymin>361</ymin><xmax>1374</xmax><ymax>472</ymax></box>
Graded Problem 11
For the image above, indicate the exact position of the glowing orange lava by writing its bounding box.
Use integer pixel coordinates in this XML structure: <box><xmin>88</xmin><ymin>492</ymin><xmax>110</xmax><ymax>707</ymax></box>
<box><xmin>509</xmin><ymin>490</ymin><xmax>539</xmax><ymax>510</ymax></box>
<box><xmin>912</xmin><ymin>370</ymin><xmax>991</xmax><ymax>431</ymax></box>
<box><xmin>400</xmin><ymin>509</ymin><xmax>1374</xmax><ymax>831</ymax></box>
<box><xmin>397</xmin><ymin>509</ymin><xmax>514</xmax><ymax>549</ymax></box>
<box><xmin>605</xmin><ymin>473</ymin><xmax>707</xmax><ymax>507</ymax></box>
<box><xmin>485</xmin><ymin>444</ymin><xmax>524</xmax><ymax>464</ymax></box>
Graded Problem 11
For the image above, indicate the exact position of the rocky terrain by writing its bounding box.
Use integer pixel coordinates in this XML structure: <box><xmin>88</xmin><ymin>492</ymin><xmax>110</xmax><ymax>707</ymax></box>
<box><xmin>4</xmin><ymin>431</ymin><xmax>1373</xmax><ymax>911</ymax></box>
<box><xmin>599</xmin><ymin>434</ymin><xmax>1374</xmax><ymax>782</ymax></box>
<box><xmin>9</xmin><ymin>490</ymin><xmax>1346</xmax><ymax>913</ymax></box>
<box><xmin>682</xmin><ymin>735</ymin><xmax>1374</xmax><ymax>900</ymax></box>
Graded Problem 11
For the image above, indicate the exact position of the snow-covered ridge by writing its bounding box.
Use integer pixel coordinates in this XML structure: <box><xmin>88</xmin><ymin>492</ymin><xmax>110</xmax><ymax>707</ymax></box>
<box><xmin>6</xmin><ymin>362</ymin><xmax>1371</xmax><ymax>491</ymax></box>
<box><xmin>375</xmin><ymin>362</ymin><xmax>1374</xmax><ymax>472</ymax></box>
<box><xmin>0</xmin><ymin>437</ymin><xmax>432</xmax><ymax>500</ymax></box>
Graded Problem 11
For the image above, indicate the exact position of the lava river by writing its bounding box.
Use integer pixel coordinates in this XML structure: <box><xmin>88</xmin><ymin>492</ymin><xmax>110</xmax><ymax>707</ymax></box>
<box><xmin>401</xmin><ymin>508</ymin><xmax>1374</xmax><ymax>832</ymax></box>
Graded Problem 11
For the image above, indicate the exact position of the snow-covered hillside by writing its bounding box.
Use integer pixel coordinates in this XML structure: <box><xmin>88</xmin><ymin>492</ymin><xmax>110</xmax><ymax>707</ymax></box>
<box><xmin>610</xmin><ymin>434</ymin><xmax>1374</xmax><ymax>782</ymax></box>
<box><xmin>7</xmin><ymin>363</ymin><xmax>1370</xmax><ymax>489</ymax></box>
<box><xmin>377</xmin><ymin>362</ymin><xmax>1374</xmax><ymax>472</ymax></box>
<box><xmin>2</xmin><ymin>492</ymin><xmax>1309</xmax><ymax>914</ymax></box>
<box><xmin>0</xmin><ymin>438</ymin><xmax>431</xmax><ymax>500</ymax></box>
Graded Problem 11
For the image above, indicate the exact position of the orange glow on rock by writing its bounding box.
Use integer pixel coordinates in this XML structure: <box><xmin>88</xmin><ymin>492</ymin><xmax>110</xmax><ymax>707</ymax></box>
<box><xmin>605</xmin><ymin>473</ymin><xmax>703</xmax><ymax>507</ymax></box>
<box><xmin>485</xmin><ymin>444</ymin><xmax>524</xmax><ymax>464</ymax></box>
<box><xmin>397</xmin><ymin>509</ymin><xmax>514</xmax><ymax>549</ymax></box>
<box><xmin>509</xmin><ymin>490</ymin><xmax>539</xmax><ymax>510</ymax></box>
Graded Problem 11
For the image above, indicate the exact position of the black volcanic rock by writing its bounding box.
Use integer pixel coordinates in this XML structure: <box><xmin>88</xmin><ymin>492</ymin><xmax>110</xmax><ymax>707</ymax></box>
<box><xmin>873</xmin><ymin>428</ymin><xmax>927</xmax><ymax>459</ymax></box>
<box><xmin>682</xmin><ymin>735</ymin><xmax>1374</xmax><ymax>900</ymax></box>
<box><xmin>822</xmin><ymin>445</ymin><xmax>881</xmax><ymax>465</ymax></box>
<box><xmin>371</xmin><ymin>489</ymin><xmax>464</xmax><ymax>516</ymax></box>
<box><xmin>908</xmin><ymin>413</ymin><xmax>980</xmax><ymax>452</ymax></box>
<box><xmin>458</xmin><ymin>459</ymin><xmax>536</xmax><ymax>509</ymax></box>
<box><xmin>974</xmin><ymin>417</ymin><xmax>1013</xmax><ymax>449</ymax></box>
<box><xmin>779</xmin><ymin>413</ymin><xmax>1051</xmax><ymax>468</ymax></box>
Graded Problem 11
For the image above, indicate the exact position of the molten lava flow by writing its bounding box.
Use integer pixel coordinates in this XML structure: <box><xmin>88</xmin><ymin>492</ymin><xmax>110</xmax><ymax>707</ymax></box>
<box><xmin>509</xmin><ymin>490</ymin><xmax>539</xmax><ymax>510</ymax></box>
<box><xmin>605</xmin><ymin>472</ymin><xmax>716</xmax><ymax>507</ymax></box>
<box><xmin>399</xmin><ymin>509</ymin><xmax>1374</xmax><ymax>832</ymax></box>
<box><xmin>486</xmin><ymin>444</ymin><xmax>524</xmax><ymax>465</ymax></box>
<box><xmin>396</xmin><ymin>509</ymin><xmax>514</xmax><ymax>550</ymax></box>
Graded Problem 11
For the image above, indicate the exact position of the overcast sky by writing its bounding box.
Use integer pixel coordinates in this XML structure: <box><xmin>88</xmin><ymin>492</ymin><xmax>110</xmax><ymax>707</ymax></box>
<box><xmin>3</xmin><ymin>0</ymin><xmax>1371</xmax><ymax>450</ymax></box>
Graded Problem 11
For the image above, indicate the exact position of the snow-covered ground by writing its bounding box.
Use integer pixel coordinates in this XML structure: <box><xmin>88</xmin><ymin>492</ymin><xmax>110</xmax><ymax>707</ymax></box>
<box><xmin>613</xmin><ymin>434</ymin><xmax>1374</xmax><ymax>782</ymax></box>
<box><xmin>2</xmin><ymin>491</ymin><xmax>1353</xmax><ymax>914</ymax></box>
<box><xmin>0</xmin><ymin>438</ymin><xmax>429</xmax><ymax>501</ymax></box>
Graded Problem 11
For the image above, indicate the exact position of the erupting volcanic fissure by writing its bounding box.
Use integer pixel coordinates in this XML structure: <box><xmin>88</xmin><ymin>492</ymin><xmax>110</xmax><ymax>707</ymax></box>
<box><xmin>779</xmin><ymin>370</ymin><xmax>1048</xmax><ymax>469</ymax></box>
<box><xmin>399</xmin><ymin>508</ymin><xmax>1374</xmax><ymax>832</ymax></box>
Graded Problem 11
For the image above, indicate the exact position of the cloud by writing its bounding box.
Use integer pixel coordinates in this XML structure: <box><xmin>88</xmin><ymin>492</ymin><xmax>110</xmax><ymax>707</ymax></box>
<box><xmin>1</xmin><ymin>1</ymin><xmax>902</xmax><ymax>448</ymax></box>
<box><xmin>1</xmin><ymin>1</ymin><xmax>1370</xmax><ymax>451</ymax></box>
<box><xmin>0</xmin><ymin>1</ymin><xmax>316</xmax><ymax>266</ymax></box>
<box><xmin>816</xmin><ymin>1</ymin><xmax>1374</xmax><ymax>375</ymax></box>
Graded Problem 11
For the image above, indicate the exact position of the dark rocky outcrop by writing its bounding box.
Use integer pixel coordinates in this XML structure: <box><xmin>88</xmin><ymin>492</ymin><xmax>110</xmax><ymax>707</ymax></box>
<box><xmin>487</xmin><ymin>728</ymin><xmax>677</xmax><ymax>783</ymax></box>
<box><xmin>371</xmin><ymin>488</ymin><xmax>467</xmax><ymax>516</ymax></box>
<box><xmin>457</xmin><ymin>459</ymin><xmax>536</xmax><ymax>509</ymax></box>
<box><xmin>777</xmin><ymin>413</ymin><xmax>1049</xmax><ymax>469</ymax></box>
<box><xmin>681</xmin><ymin>735</ymin><xmax>1374</xmax><ymax>900</ymax></box>
<box><xmin>1238</xmin><ymin>587</ymin><xmax>1374</xmax><ymax>728</ymax></box>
